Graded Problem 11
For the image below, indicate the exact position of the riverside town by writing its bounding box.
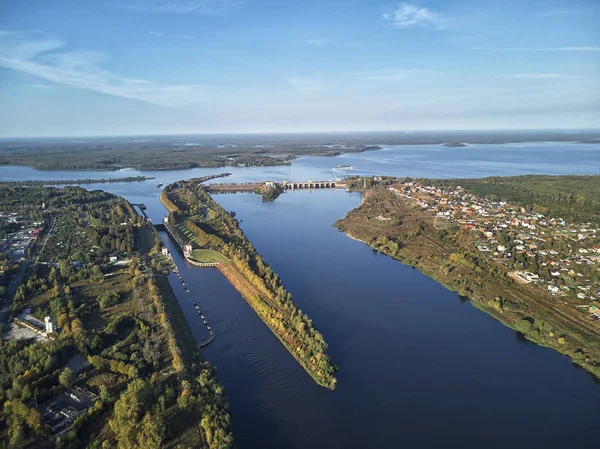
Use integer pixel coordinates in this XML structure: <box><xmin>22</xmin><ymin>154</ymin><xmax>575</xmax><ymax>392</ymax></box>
<box><xmin>389</xmin><ymin>181</ymin><xmax>600</xmax><ymax>316</ymax></box>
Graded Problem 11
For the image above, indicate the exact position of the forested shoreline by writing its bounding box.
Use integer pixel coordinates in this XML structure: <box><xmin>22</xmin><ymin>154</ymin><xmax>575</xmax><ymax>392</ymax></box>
<box><xmin>161</xmin><ymin>180</ymin><xmax>337</xmax><ymax>389</ymax></box>
<box><xmin>1</xmin><ymin>176</ymin><xmax>153</xmax><ymax>186</ymax></box>
<box><xmin>0</xmin><ymin>185</ymin><xmax>235</xmax><ymax>448</ymax></box>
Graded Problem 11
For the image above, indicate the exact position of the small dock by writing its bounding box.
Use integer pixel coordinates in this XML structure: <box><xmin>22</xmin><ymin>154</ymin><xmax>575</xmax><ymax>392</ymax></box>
<box><xmin>193</xmin><ymin>301</ymin><xmax>215</xmax><ymax>348</ymax></box>
<box><xmin>131</xmin><ymin>203</ymin><xmax>149</xmax><ymax>220</ymax></box>
<box><xmin>163</xmin><ymin>249</ymin><xmax>215</xmax><ymax>347</ymax></box>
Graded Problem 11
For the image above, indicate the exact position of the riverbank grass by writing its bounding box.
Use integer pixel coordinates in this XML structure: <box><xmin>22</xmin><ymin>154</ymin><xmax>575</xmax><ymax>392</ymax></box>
<box><xmin>191</xmin><ymin>249</ymin><xmax>230</xmax><ymax>264</ymax></box>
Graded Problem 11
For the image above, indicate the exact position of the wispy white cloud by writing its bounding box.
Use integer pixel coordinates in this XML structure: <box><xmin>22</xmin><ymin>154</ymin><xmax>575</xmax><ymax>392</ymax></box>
<box><xmin>538</xmin><ymin>8</ymin><xmax>586</xmax><ymax>17</ymax></box>
<box><xmin>287</xmin><ymin>77</ymin><xmax>322</xmax><ymax>94</ymax></box>
<box><xmin>0</xmin><ymin>30</ymin><xmax>64</xmax><ymax>59</ymax></box>
<box><xmin>356</xmin><ymin>68</ymin><xmax>430</xmax><ymax>81</ymax></box>
<box><xmin>359</xmin><ymin>72</ymin><xmax>409</xmax><ymax>81</ymax></box>
<box><xmin>505</xmin><ymin>73</ymin><xmax>583</xmax><ymax>80</ymax></box>
<box><xmin>382</xmin><ymin>3</ymin><xmax>452</xmax><ymax>29</ymax></box>
<box><xmin>477</xmin><ymin>46</ymin><xmax>600</xmax><ymax>52</ymax></box>
<box><xmin>148</xmin><ymin>30</ymin><xmax>196</xmax><ymax>39</ymax></box>
<box><xmin>304</xmin><ymin>38</ymin><xmax>335</xmax><ymax>47</ymax></box>
<box><xmin>448</xmin><ymin>36</ymin><xmax>476</xmax><ymax>44</ymax></box>
<box><xmin>117</xmin><ymin>0</ymin><xmax>241</xmax><ymax>15</ymax></box>
<box><xmin>25</xmin><ymin>83</ymin><xmax>55</xmax><ymax>89</ymax></box>
<box><xmin>0</xmin><ymin>31</ymin><xmax>207</xmax><ymax>108</ymax></box>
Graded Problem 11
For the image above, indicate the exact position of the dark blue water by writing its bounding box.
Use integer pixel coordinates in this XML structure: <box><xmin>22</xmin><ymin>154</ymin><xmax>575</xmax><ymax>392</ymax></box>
<box><xmin>2</xmin><ymin>143</ymin><xmax>600</xmax><ymax>448</ymax></box>
<box><xmin>161</xmin><ymin>190</ymin><xmax>600</xmax><ymax>449</ymax></box>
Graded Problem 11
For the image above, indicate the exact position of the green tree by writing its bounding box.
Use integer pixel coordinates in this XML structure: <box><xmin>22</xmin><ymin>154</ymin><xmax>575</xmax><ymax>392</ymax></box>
<box><xmin>137</xmin><ymin>413</ymin><xmax>164</xmax><ymax>449</ymax></box>
<box><xmin>59</xmin><ymin>367</ymin><xmax>75</xmax><ymax>388</ymax></box>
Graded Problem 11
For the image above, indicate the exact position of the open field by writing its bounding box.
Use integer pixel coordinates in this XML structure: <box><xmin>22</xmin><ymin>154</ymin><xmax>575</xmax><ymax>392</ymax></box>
<box><xmin>191</xmin><ymin>249</ymin><xmax>230</xmax><ymax>264</ymax></box>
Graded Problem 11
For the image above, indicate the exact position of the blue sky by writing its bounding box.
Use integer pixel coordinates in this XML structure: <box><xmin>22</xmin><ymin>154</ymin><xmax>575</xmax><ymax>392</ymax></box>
<box><xmin>0</xmin><ymin>0</ymin><xmax>598</xmax><ymax>136</ymax></box>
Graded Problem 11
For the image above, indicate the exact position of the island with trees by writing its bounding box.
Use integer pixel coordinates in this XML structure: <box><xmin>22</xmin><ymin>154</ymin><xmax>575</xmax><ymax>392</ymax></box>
<box><xmin>1</xmin><ymin>176</ymin><xmax>154</xmax><ymax>186</ymax></box>
<box><xmin>2</xmin><ymin>130</ymin><xmax>597</xmax><ymax>172</ymax></box>
<box><xmin>160</xmin><ymin>179</ymin><xmax>337</xmax><ymax>389</ymax></box>
<box><xmin>0</xmin><ymin>184</ymin><xmax>234</xmax><ymax>448</ymax></box>
<box><xmin>335</xmin><ymin>175</ymin><xmax>600</xmax><ymax>379</ymax></box>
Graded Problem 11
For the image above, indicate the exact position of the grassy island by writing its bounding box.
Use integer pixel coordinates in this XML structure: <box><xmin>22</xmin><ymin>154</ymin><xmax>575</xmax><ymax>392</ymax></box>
<box><xmin>160</xmin><ymin>179</ymin><xmax>337</xmax><ymax>389</ymax></box>
<box><xmin>0</xmin><ymin>184</ymin><xmax>234</xmax><ymax>448</ymax></box>
<box><xmin>336</xmin><ymin>175</ymin><xmax>600</xmax><ymax>379</ymax></box>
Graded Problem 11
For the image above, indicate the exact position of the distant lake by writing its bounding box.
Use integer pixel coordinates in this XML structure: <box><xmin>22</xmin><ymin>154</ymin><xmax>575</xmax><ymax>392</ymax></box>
<box><xmin>2</xmin><ymin>141</ymin><xmax>600</xmax><ymax>448</ymax></box>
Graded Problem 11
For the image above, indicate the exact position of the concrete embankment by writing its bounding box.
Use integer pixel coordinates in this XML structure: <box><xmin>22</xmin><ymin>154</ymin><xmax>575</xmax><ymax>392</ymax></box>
<box><xmin>207</xmin><ymin>183</ymin><xmax>262</xmax><ymax>193</ymax></box>
<box><xmin>159</xmin><ymin>224</ymin><xmax>216</xmax><ymax>348</ymax></box>
<box><xmin>160</xmin><ymin>219</ymin><xmax>222</xmax><ymax>267</ymax></box>
<box><xmin>192</xmin><ymin>302</ymin><xmax>215</xmax><ymax>348</ymax></box>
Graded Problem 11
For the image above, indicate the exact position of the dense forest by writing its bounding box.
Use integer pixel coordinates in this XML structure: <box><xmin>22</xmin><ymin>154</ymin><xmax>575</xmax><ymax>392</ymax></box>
<box><xmin>1</xmin><ymin>177</ymin><xmax>152</xmax><ymax>186</ymax></box>
<box><xmin>162</xmin><ymin>180</ymin><xmax>337</xmax><ymax>389</ymax></box>
<box><xmin>0</xmin><ymin>186</ymin><xmax>234</xmax><ymax>448</ymax></box>
<box><xmin>3</xmin><ymin>130</ymin><xmax>596</xmax><ymax>172</ymax></box>
<box><xmin>0</xmin><ymin>147</ymin><xmax>289</xmax><ymax>171</ymax></box>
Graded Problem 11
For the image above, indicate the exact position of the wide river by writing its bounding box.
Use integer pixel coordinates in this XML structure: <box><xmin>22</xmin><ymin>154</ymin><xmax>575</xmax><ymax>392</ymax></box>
<box><xmin>2</xmin><ymin>142</ymin><xmax>600</xmax><ymax>448</ymax></box>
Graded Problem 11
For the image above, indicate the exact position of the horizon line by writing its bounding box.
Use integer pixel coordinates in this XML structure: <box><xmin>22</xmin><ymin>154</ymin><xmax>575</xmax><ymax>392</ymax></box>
<box><xmin>1</xmin><ymin>127</ymin><xmax>599</xmax><ymax>140</ymax></box>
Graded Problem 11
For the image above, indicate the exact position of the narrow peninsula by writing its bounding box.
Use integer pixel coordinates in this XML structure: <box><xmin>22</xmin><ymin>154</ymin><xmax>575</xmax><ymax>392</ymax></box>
<box><xmin>160</xmin><ymin>179</ymin><xmax>337</xmax><ymax>389</ymax></box>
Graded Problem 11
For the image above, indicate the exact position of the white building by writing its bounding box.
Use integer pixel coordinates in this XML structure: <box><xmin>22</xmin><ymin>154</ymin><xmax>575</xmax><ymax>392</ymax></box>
<box><xmin>45</xmin><ymin>316</ymin><xmax>54</xmax><ymax>334</ymax></box>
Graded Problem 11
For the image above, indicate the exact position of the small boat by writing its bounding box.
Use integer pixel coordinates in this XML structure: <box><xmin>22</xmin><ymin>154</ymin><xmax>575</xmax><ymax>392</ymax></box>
<box><xmin>335</xmin><ymin>165</ymin><xmax>353</xmax><ymax>170</ymax></box>
<box><xmin>156</xmin><ymin>183</ymin><xmax>164</xmax><ymax>188</ymax></box>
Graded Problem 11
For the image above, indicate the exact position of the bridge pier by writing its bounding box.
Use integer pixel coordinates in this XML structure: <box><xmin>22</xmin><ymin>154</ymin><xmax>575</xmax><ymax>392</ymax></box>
<box><xmin>281</xmin><ymin>180</ymin><xmax>341</xmax><ymax>190</ymax></box>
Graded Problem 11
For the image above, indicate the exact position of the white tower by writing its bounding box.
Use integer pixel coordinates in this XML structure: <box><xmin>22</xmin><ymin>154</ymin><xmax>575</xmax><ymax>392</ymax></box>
<box><xmin>44</xmin><ymin>316</ymin><xmax>54</xmax><ymax>334</ymax></box>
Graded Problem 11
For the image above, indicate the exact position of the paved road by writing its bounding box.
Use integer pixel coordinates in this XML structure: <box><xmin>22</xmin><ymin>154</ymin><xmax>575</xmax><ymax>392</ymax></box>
<box><xmin>35</xmin><ymin>214</ymin><xmax>55</xmax><ymax>263</ymax></box>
